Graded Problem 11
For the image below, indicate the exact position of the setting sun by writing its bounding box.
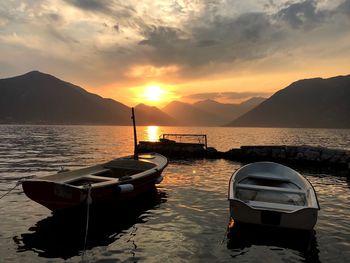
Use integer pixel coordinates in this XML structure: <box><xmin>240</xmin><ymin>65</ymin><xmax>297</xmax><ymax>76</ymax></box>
<box><xmin>131</xmin><ymin>83</ymin><xmax>179</xmax><ymax>106</ymax></box>
<box><xmin>143</xmin><ymin>85</ymin><xmax>164</xmax><ymax>102</ymax></box>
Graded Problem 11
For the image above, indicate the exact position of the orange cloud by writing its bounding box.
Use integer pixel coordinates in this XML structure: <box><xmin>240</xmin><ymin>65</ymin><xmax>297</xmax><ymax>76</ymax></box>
<box><xmin>126</xmin><ymin>65</ymin><xmax>179</xmax><ymax>78</ymax></box>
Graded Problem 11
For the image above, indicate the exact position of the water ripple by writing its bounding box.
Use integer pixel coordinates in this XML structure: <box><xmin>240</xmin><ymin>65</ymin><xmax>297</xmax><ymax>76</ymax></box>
<box><xmin>0</xmin><ymin>125</ymin><xmax>349</xmax><ymax>262</ymax></box>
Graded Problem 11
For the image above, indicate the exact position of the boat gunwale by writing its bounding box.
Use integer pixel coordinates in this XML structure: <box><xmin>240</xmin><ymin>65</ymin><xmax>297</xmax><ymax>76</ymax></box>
<box><xmin>22</xmin><ymin>153</ymin><xmax>168</xmax><ymax>190</ymax></box>
<box><xmin>229</xmin><ymin>197</ymin><xmax>318</xmax><ymax>214</ymax></box>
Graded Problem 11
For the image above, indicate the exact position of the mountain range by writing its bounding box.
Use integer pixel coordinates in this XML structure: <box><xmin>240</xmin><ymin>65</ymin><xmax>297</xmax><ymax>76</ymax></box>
<box><xmin>228</xmin><ymin>75</ymin><xmax>350</xmax><ymax>128</ymax></box>
<box><xmin>162</xmin><ymin>98</ymin><xmax>265</xmax><ymax>126</ymax></box>
<box><xmin>1</xmin><ymin>71</ymin><xmax>349</xmax><ymax>128</ymax></box>
<box><xmin>0</xmin><ymin>71</ymin><xmax>263</xmax><ymax>126</ymax></box>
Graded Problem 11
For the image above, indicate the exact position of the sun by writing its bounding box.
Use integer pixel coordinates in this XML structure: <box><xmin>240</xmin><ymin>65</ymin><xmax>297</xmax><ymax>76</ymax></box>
<box><xmin>143</xmin><ymin>85</ymin><xmax>164</xmax><ymax>102</ymax></box>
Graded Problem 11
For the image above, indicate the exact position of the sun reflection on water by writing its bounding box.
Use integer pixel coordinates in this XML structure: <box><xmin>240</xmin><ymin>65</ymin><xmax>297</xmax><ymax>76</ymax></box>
<box><xmin>146</xmin><ymin>126</ymin><xmax>160</xmax><ymax>142</ymax></box>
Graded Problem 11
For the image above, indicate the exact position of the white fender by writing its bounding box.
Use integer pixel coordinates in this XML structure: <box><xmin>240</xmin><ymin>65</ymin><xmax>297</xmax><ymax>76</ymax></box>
<box><xmin>118</xmin><ymin>184</ymin><xmax>134</xmax><ymax>193</ymax></box>
<box><xmin>155</xmin><ymin>176</ymin><xmax>163</xmax><ymax>184</ymax></box>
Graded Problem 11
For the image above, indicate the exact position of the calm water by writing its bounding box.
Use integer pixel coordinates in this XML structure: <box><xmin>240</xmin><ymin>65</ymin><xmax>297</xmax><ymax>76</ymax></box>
<box><xmin>0</xmin><ymin>125</ymin><xmax>350</xmax><ymax>262</ymax></box>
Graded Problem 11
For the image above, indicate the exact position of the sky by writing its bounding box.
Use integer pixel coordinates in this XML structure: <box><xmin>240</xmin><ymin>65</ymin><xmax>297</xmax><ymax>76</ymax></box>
<box><xmin>0</xmin><ymin>0</ymin><xmax>350</xmax><ymax>106</ymax></box>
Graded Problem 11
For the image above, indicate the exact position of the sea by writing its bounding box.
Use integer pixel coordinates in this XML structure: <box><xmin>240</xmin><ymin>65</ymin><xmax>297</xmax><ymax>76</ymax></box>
<box><xmin>0</xmin><ymin>125</ymin><xmax>350</xmax><ymax>262</ymax></box>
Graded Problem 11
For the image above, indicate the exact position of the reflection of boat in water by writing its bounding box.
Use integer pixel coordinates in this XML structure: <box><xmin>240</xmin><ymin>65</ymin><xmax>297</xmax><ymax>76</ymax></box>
<box><xmin>14</xmin><ymin>188</ymin><xmax>167</xmax><ymax>260</ymax></box>
<box><xmin>22</xmin><ymin>153</ymin><xmax>168</xmax><ymax>211</ymax></box>
<box><xmin>228</xmin><ymin>162</ymin><xmax>320</xmax><ymax>230</ymax></box>
<box><xmin>227</xmin><ymin>223</ymin><xmax>320</xmax><ymax>262</ymax></box>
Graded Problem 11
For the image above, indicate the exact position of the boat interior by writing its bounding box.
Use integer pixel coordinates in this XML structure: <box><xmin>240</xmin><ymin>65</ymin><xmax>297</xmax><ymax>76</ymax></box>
<box><xmin>103</xmin><ymin>159</ymin><xmax>157</xmax><ymax>176</ymax></box>
<box><xmin>45</xmin><ymin>159</ymin><xmax>158</xmax><ymax>187</ymax></box>
<box><xmin>235</xmin><ymin>175</ymin><xmax>307</xmax><ymax>206</ymax></box>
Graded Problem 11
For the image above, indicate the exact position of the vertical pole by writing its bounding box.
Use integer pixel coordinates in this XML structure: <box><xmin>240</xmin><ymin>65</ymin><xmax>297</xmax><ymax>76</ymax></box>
<box><xmin>131</xmin><ymin>107</ymin><xmax>138</xmax><ymax>160</ymax></box>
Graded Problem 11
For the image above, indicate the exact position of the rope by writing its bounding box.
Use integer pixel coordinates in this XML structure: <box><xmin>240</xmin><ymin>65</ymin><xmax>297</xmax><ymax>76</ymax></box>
<box><xmin>220</xmin><ymin>227</ymin><xmax>229</xmax><ymax>246</ymax></box>
<box><xmin>220</xmin><ymin>217</ymin><xmax>235</xmax><ymax>246</ymax></box>
<box><xmin>82</xmin><ymin>183</ymin><xmax>92</xmax><ymax>262</ymax></box>
<box><xmin>0</xmin><ymin>176</ymin><xmax>34</xmax><ymax>200</ymax></box>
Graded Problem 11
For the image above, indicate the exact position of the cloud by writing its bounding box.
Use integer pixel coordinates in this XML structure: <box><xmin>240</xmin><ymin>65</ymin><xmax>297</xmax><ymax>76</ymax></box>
<box><xmin>134</xmin><ymin>11</ymin><xmax>282</xmax><ymax>76</ymax></box>
<box><xmin>126</xmin><ymin>64</ymin><xmax>179</xmax><ymax>78</ymax></box>
<box><xmin>0</xmin><ymin>0</ymin><xmax>350</xmax><ymax>90</ymax></box>
<box><xmin>337</xmin><ymin>0</ymin><xmax>350</xmax><ymax>18</ymax></box>
<box><xmin>65</xmin><ymin>0</ymin><xmax>113</xmax><ymax>13</ymax></box>
<box><xmin>133</xmin><ymin>0</ymin><xmax>349</xmax><ymax>78</ymax></box>
<box><xmin>277</xmin><ymin>0</ymin><xmax>327</xmax><ymax>29</ymax></box>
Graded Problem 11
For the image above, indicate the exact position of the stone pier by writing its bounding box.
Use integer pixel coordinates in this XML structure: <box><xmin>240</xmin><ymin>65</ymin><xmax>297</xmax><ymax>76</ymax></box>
<box><xmin>220</xmin><ymin>145</ymin><xmax>350</xmax><ymax>171</ymax></box>
<box><xmin>138</xmin><ymin>141</ymin><xmax>350</xmax><ymax>172</ymax></box>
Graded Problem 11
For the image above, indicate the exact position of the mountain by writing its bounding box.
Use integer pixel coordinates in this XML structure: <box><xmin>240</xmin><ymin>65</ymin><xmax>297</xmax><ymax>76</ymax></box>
<box><xmin>193</xmin><ymin>98</ymin><xmax>265</xmax><ymax>124</ymax></box>
<box><xmin>239</xmin><ymin>97</ymin><xmax>266</xmax><ymax>109</ymax></box>
<box><xmin>0</xmin><ymin>71</ymin><xmax>133</xmax><ymax>124</ymax></box>
<box><xmin>135</xmin><ymin>103</ymin><xmax>177</xmax><ymax>126</ymax></box>
<box><xmin>0</xmin><ymin>71</ymin><xmax>168</xmax><ymax>125</ymax></box>
<box><xmin>228</xmin><ymin>75</ymin><xmax>350</xmax><ymax>128</ymax></box>
<box><xmin>162</xmin><ymin>101</ymin><xmax>222</xmax><ymax>126</ymax></box>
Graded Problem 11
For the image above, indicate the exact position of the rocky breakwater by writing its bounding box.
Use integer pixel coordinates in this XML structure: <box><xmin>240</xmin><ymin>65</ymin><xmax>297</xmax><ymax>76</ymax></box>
<box><xmin>223</xmin><ymin>145</ymin><xmax>350</xmax><ymax>171</ymax></box>
<box><xmin>138</xmin><ymin>140</ymin><xmax>350</xmax><ymax>172</ymax></box>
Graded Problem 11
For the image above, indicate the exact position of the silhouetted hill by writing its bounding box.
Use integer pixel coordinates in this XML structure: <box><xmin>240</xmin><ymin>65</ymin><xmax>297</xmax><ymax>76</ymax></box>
<box><xmin>162</xmin><ymin>101</ymin><xmax>222</xmax><ymax>126</ymax></box>
<box><xmin>0</xmin><ymin>71</ymin><xmax>132</xmax><ymax>124</ymax></box>
<box><xmin>135</xmin><ymin>103</ymin><xmax>177</xmax><ymax>126</ymax></box>
<box><xmin>228</xmin><ymin>75</ymin><xmax>350</xmax><ymax>128</ymax></box>
<box><xmin>0</xmin><ymin>71</ymin><xmax>177</xmax><ymax>126</ymax></box>
<box><xmin>193</xmin><ymin>98</ymin><xmax>265</xmax><ymax>124</ymax></box>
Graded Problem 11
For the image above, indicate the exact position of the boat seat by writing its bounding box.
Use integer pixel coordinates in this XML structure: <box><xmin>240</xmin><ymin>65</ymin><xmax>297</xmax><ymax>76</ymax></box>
<box><xmin>247</xmin><ymin>200</ymin><xmax>306</xmax><ymax>212</ymax></box>
<box><xmin>84</xmin><ymin>175</ymin><xmax>115</xmax><ymax>181</ymax></box>
<box><xmin>247</xmin><ymin>173</ymin><xmax>291</xmax><ymax>182</ymax></box>
<box><xmin>236</xmin><ymin>183</ymin><xmax>306</xmax><ymax>195</ymax></box>
<box><xmin>104</xmin><ymin>159</ymin><xmax>156</xmax><ymax>171</ymax></box>
<box><xmin>65</xmin><ymin>175</ymin><xmax>116</xmax><ymax>187</ymax></box>
<box><xmin>91</xmin><ymin>169</ymin><xmax>112</xmax><ymax>176</ymax></box>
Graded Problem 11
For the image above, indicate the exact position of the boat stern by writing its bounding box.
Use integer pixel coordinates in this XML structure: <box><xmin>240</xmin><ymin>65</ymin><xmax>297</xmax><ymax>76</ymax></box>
<box><xmin>22</xmin><ymin>179</ymin><xmax>86</xmax><ymax>211</ymax></box>
<box><xmin>229</xmin><ymin>199</ymin><xmax>318</xmax><ymax>230</ymax></box>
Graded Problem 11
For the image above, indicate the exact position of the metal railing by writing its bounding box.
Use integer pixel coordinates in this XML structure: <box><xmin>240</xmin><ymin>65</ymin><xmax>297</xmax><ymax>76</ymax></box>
<box><xmin>160</xmin><ymin>134</ymin><xmax>207</xmax><ymax>149</ymax></box>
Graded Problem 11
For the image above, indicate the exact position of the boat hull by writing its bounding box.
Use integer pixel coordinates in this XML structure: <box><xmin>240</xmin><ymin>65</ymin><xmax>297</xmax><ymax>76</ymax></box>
<box><xmin>23</xmin><ymin>171</ymin><xmax>163</xmax><ymax>211</ymax></box>
<box><xmin>22</xmin><ymin>154</ymin><xmax>167</xmax><ymax>211</ymax></box>
<box><xmin>230</xmin><ymin>199</ymin><xmax>318</xmax><ymax>230</ymax></box>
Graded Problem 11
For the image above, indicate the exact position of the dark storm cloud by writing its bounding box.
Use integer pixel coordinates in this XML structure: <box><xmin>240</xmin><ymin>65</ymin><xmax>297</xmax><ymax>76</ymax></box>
<box><xmin>65</xmin><ymin>0</ymin><xmax>111</xmax><ymax>13</ymax></box>
<box><xmin>277</xmin><ymin>0</ymin><xmax>327</xmax><ymax>29</ymax></box>
<box><xmin>337</xmin><ymin>0</ymin><xmax>350</xmax><ymax>17</ymax></box>
<box><xmin>137</xmin><ymin>12</ymin><xmax>280</xmax><ymax>69</ymax></box>
<box><xmin>134</xmin><ymin>0</ymin><xmax>350</xmax><ymax>76</ymax></box>
<box><xmin>137</xmin><ymin>26</ymin><xmax>192</xmax><ymax>66</ymax></box>
<box><xmin>183</xmin><ymin>92</ymin><xmax>270</xmax><ymax>101</ymax></box>
<box><xmin>64</xmin><ymin>0</ymin><xmax>137</xmax><ymax>20</ymax></box>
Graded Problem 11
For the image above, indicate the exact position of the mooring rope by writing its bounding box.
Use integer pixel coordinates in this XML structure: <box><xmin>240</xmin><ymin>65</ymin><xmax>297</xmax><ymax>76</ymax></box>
<box><xmin>220</xmin><ymin>227</ymin><xmax>229</xmax><ymax>246</ymax></box>
<box><xmin>220</xmin><ymin>217</ymin><xmax>235</xmax><ymax>246</ymax></box>
<box><xmin>0</xmin><ymin>176</ymin><xmax>34</xmax><ymax>200</ymax></box>
<box><xmin>81</xmin><ymin>183</ymin><xmax>92</xmax><ymax>262</ymax></box>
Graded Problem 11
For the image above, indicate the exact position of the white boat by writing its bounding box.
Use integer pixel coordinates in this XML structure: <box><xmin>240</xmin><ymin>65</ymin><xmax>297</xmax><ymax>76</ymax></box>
<box><xmin>22</xmin><ymin>153</ymin><xmax>168</xmax><ymax>211</ymax></box>
<box><xmin>228</xmin><ymin>162</ymin><xmax>320</xmax><ymax>230</ymax></box>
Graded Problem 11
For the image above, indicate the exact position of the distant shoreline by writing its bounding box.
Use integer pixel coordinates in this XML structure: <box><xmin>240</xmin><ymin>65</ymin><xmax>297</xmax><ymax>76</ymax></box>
<box><xmin>1</xmin><ymin>122</ymin><xmax>350</xmax><ymax>129</ymax></box>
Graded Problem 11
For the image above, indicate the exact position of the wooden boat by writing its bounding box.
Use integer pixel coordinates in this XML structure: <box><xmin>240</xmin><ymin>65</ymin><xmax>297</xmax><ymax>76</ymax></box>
<box><xmin>22</xmin><ymin>153</ymin><xmax>168</xmax><ymax>211</ymax></box>
<box><xmin>228</xmin><ymin>162</ymin><xmax>320</xmax><ymax>230</ymax></box>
